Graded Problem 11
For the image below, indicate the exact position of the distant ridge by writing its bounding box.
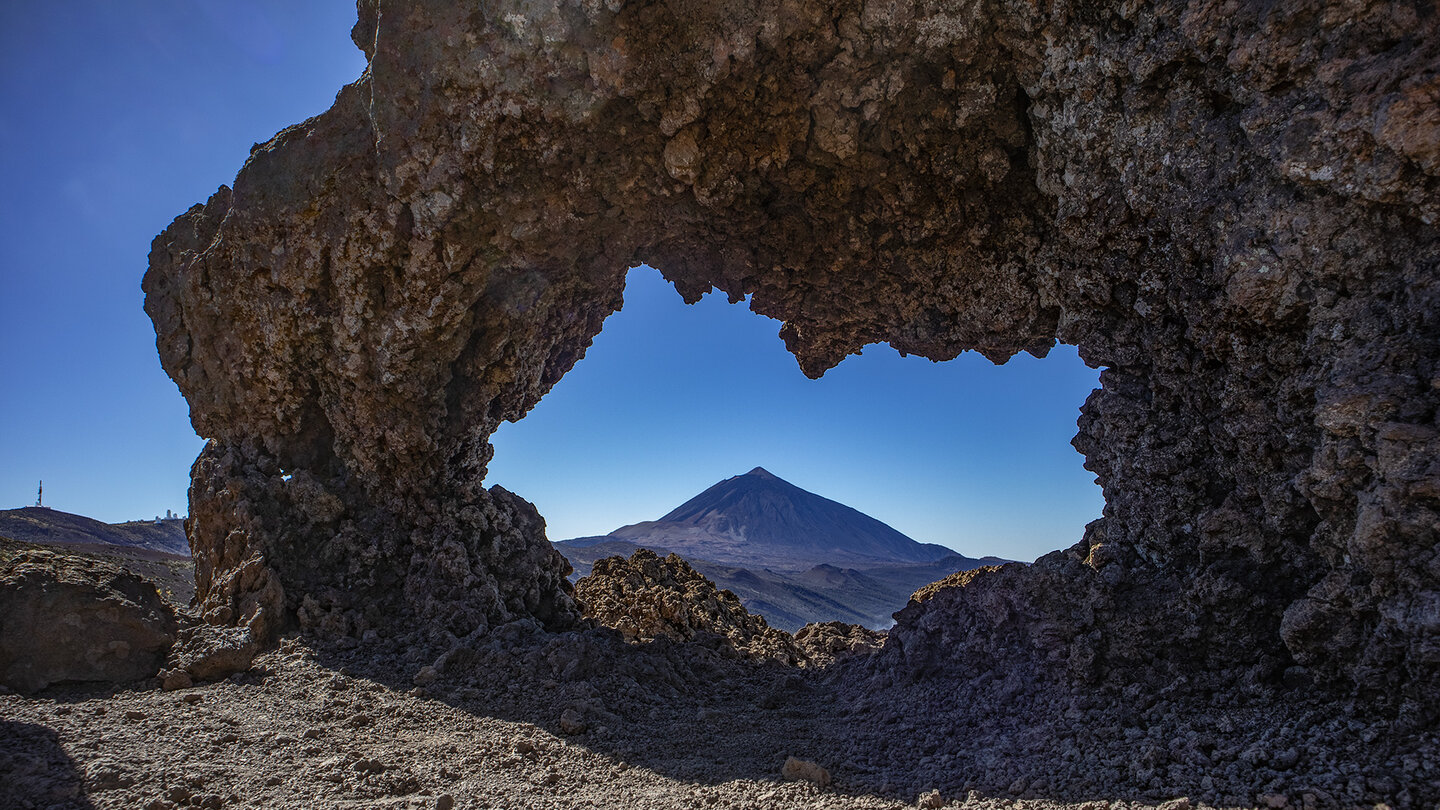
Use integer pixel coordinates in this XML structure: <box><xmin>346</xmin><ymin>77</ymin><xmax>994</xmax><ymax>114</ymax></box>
<box><xmin>601</xmin><ymin>466</ymin><xmax>956</xmax><ymax>572</ymax></box>
<box><xmin>0</xmin><ymin>507</ymin><xmax>189</xmax><ymax>556</ymax></box>
<box><xmin>555</xmin><ymin>468</ymin><xmax>1006</xmax><ymax>630</ymax></box>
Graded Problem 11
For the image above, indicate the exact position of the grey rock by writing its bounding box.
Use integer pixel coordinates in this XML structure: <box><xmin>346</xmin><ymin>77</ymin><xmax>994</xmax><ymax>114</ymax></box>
<box><xmin>168</xmin><ymin>624</ymin><xmax>258</xmax><ymax>682</ymax></box>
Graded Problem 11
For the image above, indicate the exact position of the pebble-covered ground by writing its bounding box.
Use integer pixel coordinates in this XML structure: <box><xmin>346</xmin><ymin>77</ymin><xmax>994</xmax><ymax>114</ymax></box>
<box><xmin>2</xmin><ymin>623</ymin><xmax>1433</xmax><ymax>810</ymax></box>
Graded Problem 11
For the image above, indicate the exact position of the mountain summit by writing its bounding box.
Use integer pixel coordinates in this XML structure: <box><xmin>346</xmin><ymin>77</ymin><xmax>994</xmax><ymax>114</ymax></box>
<box><xmin>599</xmin><ymin>467</ymin><xmax>955</xmax><ymax>572</ymax></box>
<box><xmin>554</xmin><ymin>468</ymin><xmax>998</xmax><ymax>629</ymax></box>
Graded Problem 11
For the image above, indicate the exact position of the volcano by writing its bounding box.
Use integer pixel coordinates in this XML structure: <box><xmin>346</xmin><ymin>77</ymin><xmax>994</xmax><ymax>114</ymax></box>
<box><xmin>592</xmin><ymin>467</ymin><xmax>956</xmax><ymax>572</ymax></box>
<box><xmin>555</xmin><ymin>468</ymin><xmax>1003</xmax><ymax>630</ymax></box>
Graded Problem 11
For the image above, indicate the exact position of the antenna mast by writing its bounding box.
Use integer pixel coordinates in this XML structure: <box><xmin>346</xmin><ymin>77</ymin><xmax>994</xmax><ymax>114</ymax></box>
<box><xmin>36</xmin><ymin>480</ymin><xmax>43</xmax><ymax>508</ymax></box>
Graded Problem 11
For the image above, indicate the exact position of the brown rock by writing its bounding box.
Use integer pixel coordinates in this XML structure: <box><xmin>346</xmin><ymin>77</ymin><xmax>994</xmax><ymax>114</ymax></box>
<box><xmin>558</xmin><ymin>708</ymin><xmax>587</xmax><ymax>736</ymax></box>
<box><xmin>780</xmin><ymin>756</ymin><xmax>830</xmax><ymax>787</ymax></box>
<box><xmin>0</xmin><ymin>549</ymin><xmax>176</xmax><ymax>692</ymax></box>
<box><xmin>575</xmin><ymin>549</ymin><xmax>801</xmax><ymax>664</ymax></box>
<box><xmin>144</xmin><ymin>0</ymin><xmax>1439</xmax><ymax>704</ymax></box>
<box><xmin>160</xmin><ymin>669</ymin><xmax>193</xmax><ymax>691</ymax></box>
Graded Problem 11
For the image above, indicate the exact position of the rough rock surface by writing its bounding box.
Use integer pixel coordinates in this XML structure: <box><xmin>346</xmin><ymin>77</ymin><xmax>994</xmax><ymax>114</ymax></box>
<box><xmin>163</xmin><ymin>625</ymin><xmax>261</xmax><ymax>685</ymax></box>
<box><xmin>576</xmin><ymin>549</ymin><xmax>803</xmax><ymax>663</ymax></box>
<box><xmin>792</xmin><ymin>621</ymin><xmax>887</xmax><ymax>666</ymax></box>
<box><xmin>1</xmin><ymin>630</ymin><xmax>1434</xmax><ymax>809</ymax></box>
<box><xmin>145</xmin><ymin>0</ymin><xmax>1439</xmax><ymax>704</ymax></box>
<box><xmin>0</xmin><ymin>548</ymin><xmax>176</xmax><ymax>693</ymax></box>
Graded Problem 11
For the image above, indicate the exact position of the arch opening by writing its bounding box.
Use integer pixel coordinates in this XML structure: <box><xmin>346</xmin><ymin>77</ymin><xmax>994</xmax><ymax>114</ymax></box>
<box><xmin>143</xmin><ymin>0</ymin><xmax>1439</xmax><ymax>706</ymax></box>
<box><xmin>488</xmin><ymin>264</ymin><xmax>1104</xmax><ymax>572</ymax></box>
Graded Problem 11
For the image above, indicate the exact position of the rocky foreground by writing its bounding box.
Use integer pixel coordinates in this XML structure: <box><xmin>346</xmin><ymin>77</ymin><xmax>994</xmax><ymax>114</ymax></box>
<box><xmin>2</xmin><ymin>622</ymin><xmax>1434</xmax><ymax>810</ymax></box>
<box><xmin>2</xmin><ymin>544</ymin><xmax>1434</xmax><ymax>810</ymax></box>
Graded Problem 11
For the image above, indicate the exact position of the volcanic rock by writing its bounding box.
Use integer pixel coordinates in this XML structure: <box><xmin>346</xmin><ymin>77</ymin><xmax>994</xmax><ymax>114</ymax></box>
<box><xmin>558</xmin><ymin>708</ymin><xmax>587</xmax><ymax>736</ymax></box>
<box><xmin>0</xmin><ymin>549</ymin><xmax>177</xmax><ymax>692</ymax></box>
<box><xmin>575</xmin><ymin>549</ymin><xmax>801</xmax><ymax>664</ymax></box>
<box><xmin>167</xmin><ymin>624</ymin><xmax>259</xmax><ymax>683</ymax></box>
<box><xmin>791</xmin><ymin>621</ymin><xmax>886</xmax><ymax>666</ymax></box>
<box><xmin>780</xmin><ymin>756</ymin><xmax>830</xmax><ymax>787</ymax></box>
<box><xmin>144</xmin><ymin>0</ymin><xmax>1439</xmax><ymax>704</ymax></box>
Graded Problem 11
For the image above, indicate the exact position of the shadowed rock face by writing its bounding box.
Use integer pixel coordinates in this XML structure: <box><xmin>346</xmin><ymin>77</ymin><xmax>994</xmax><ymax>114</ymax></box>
<box><xmin>145</xmin><ymin>0</ymin><xmax>1437</xmax><ymax>699</ymax></box>
<box><xmin>0</xmin><ymin>550</ymin><xmax>177</xmax><ymax>693</ymax></box>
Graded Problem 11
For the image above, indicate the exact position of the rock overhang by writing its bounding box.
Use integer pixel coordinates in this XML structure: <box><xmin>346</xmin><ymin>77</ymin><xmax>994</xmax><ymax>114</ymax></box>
<box><xmin>144</xmin><ymin>0</ymin><xmax>1438</xmax><ymax>704</ymax></box>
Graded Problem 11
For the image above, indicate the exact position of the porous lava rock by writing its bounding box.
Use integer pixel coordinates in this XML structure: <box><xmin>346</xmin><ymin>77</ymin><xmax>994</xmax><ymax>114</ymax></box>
<box><xmin>0</xmin><ymin>549</ymin><xmax>177</xmax><ymax>693</ymax></box>
<box><xmin>164</xmin><ymin>624</ymin><xmax>261</xmax><ymax>686</ymax></box>
<box><xmin>575</xmin><ymin>549</ymin><xmax>801</xmax><ymax>663</ymax></box>
<box><xmin>146</xmin><ymin>0</ymin><xmax>1438</xmax><ymax>703</ymax></box>
<box><xmin>791</xmin><ymin>621</ymin><xmax>886</xmax><ymax>666</ymax></box>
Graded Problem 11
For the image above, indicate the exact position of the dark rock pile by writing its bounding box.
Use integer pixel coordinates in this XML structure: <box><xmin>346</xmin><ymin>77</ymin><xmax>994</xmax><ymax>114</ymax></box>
<box><xmin>574</xmin><ymin>548</ymin><xmax>887</xmax><ymax>667</ymax></box>
<box><xmin>792</xmin><ymin>621</ymin><xmax>886</xmax><ymax>667</ymax></box>
<box><xmin>143</xmin><ymin>0</ymin><xmax>1437</xmax><ymax>712</ymax></box>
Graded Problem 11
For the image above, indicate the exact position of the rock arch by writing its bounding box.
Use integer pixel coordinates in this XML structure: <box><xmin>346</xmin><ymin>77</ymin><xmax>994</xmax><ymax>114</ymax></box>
<box><xmin>145</xmin><ymin>0</ymin><xmax>1438</xmax><ymax>698</ymax></box>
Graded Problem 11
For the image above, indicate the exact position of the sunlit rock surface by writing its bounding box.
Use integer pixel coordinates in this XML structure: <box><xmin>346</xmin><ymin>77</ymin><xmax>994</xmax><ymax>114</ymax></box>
<box><xmin>576</xmin><ymin>548</ymin><xmax>802</xmax><ymax>663</ymax></box>
<box><xmin>145</xmin><ymin>0</ymin><xmax>1438</xmax><ymax>702</ymax></box>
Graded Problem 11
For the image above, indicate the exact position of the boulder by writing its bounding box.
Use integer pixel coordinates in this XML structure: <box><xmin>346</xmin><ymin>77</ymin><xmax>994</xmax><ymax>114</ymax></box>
<box><xmin>0</xmin><ymin>549</ymin><xmax>176</xmax><ymax>692</ymax></box>
<box><xmin>166</xmin><ymin>624</ymin><xmax>259</xmax><ymax>683</ymax></box>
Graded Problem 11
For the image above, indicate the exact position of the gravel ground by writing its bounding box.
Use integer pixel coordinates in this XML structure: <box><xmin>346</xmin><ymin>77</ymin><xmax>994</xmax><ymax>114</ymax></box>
<box><xmin>2</xmin><ymin>624</ymin><xmax>1433</xmax><ymax>810</ymax></box>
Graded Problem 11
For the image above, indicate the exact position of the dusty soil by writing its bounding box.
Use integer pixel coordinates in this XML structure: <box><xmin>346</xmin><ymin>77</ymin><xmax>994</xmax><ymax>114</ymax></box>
<box><xmin>2</xmin><ymin>623</ymin><xmax>1432</xmax><ymax>810</ymax></box>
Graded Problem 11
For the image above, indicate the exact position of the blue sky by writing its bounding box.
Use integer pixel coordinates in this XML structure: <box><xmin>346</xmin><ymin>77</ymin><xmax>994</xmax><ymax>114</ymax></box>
<box><xmin>489</xmin><ymin>268</ymin><xmax>1103</xmax><ymax>561</ymax></box>
<box><xmin>0</xmin><ymin>2</ymin><xmax>365</xmax><ymax>523</ymax></box>
<box><xmin>0</xmin><ymin>2</ymin><xmax>1102</xmax><ymax>562</ymax></box>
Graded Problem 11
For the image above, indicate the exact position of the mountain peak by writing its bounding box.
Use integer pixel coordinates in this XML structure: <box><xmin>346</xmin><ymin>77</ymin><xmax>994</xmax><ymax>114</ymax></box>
<box><xmin>603</xmin><ymin>468</ymin><xmax>956</xmax><ymax>572</ymax></box>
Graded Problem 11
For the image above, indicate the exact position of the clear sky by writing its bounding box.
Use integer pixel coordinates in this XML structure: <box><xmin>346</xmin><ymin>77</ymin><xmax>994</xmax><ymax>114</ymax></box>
<box><xmin>0</xmin><ymin>2</ymin><xmax>366</xmax><ymax>523</ymax></box>
<box><xmin>488</xmin><ymin>268</ymin><xmax>1103</xmax><ymax>562</ymax></box>
<box><xmin>0</xmin><ymin>2</ymin><xmax>1102</xmax><ymax>563</ymax></box>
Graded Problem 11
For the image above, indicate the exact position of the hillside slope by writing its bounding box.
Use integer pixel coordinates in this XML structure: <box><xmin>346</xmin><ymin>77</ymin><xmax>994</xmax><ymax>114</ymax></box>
<box><xmin>0</xmin><ymin>507</ymin><xmax>189</xmax><ymax>556</ymax></box>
